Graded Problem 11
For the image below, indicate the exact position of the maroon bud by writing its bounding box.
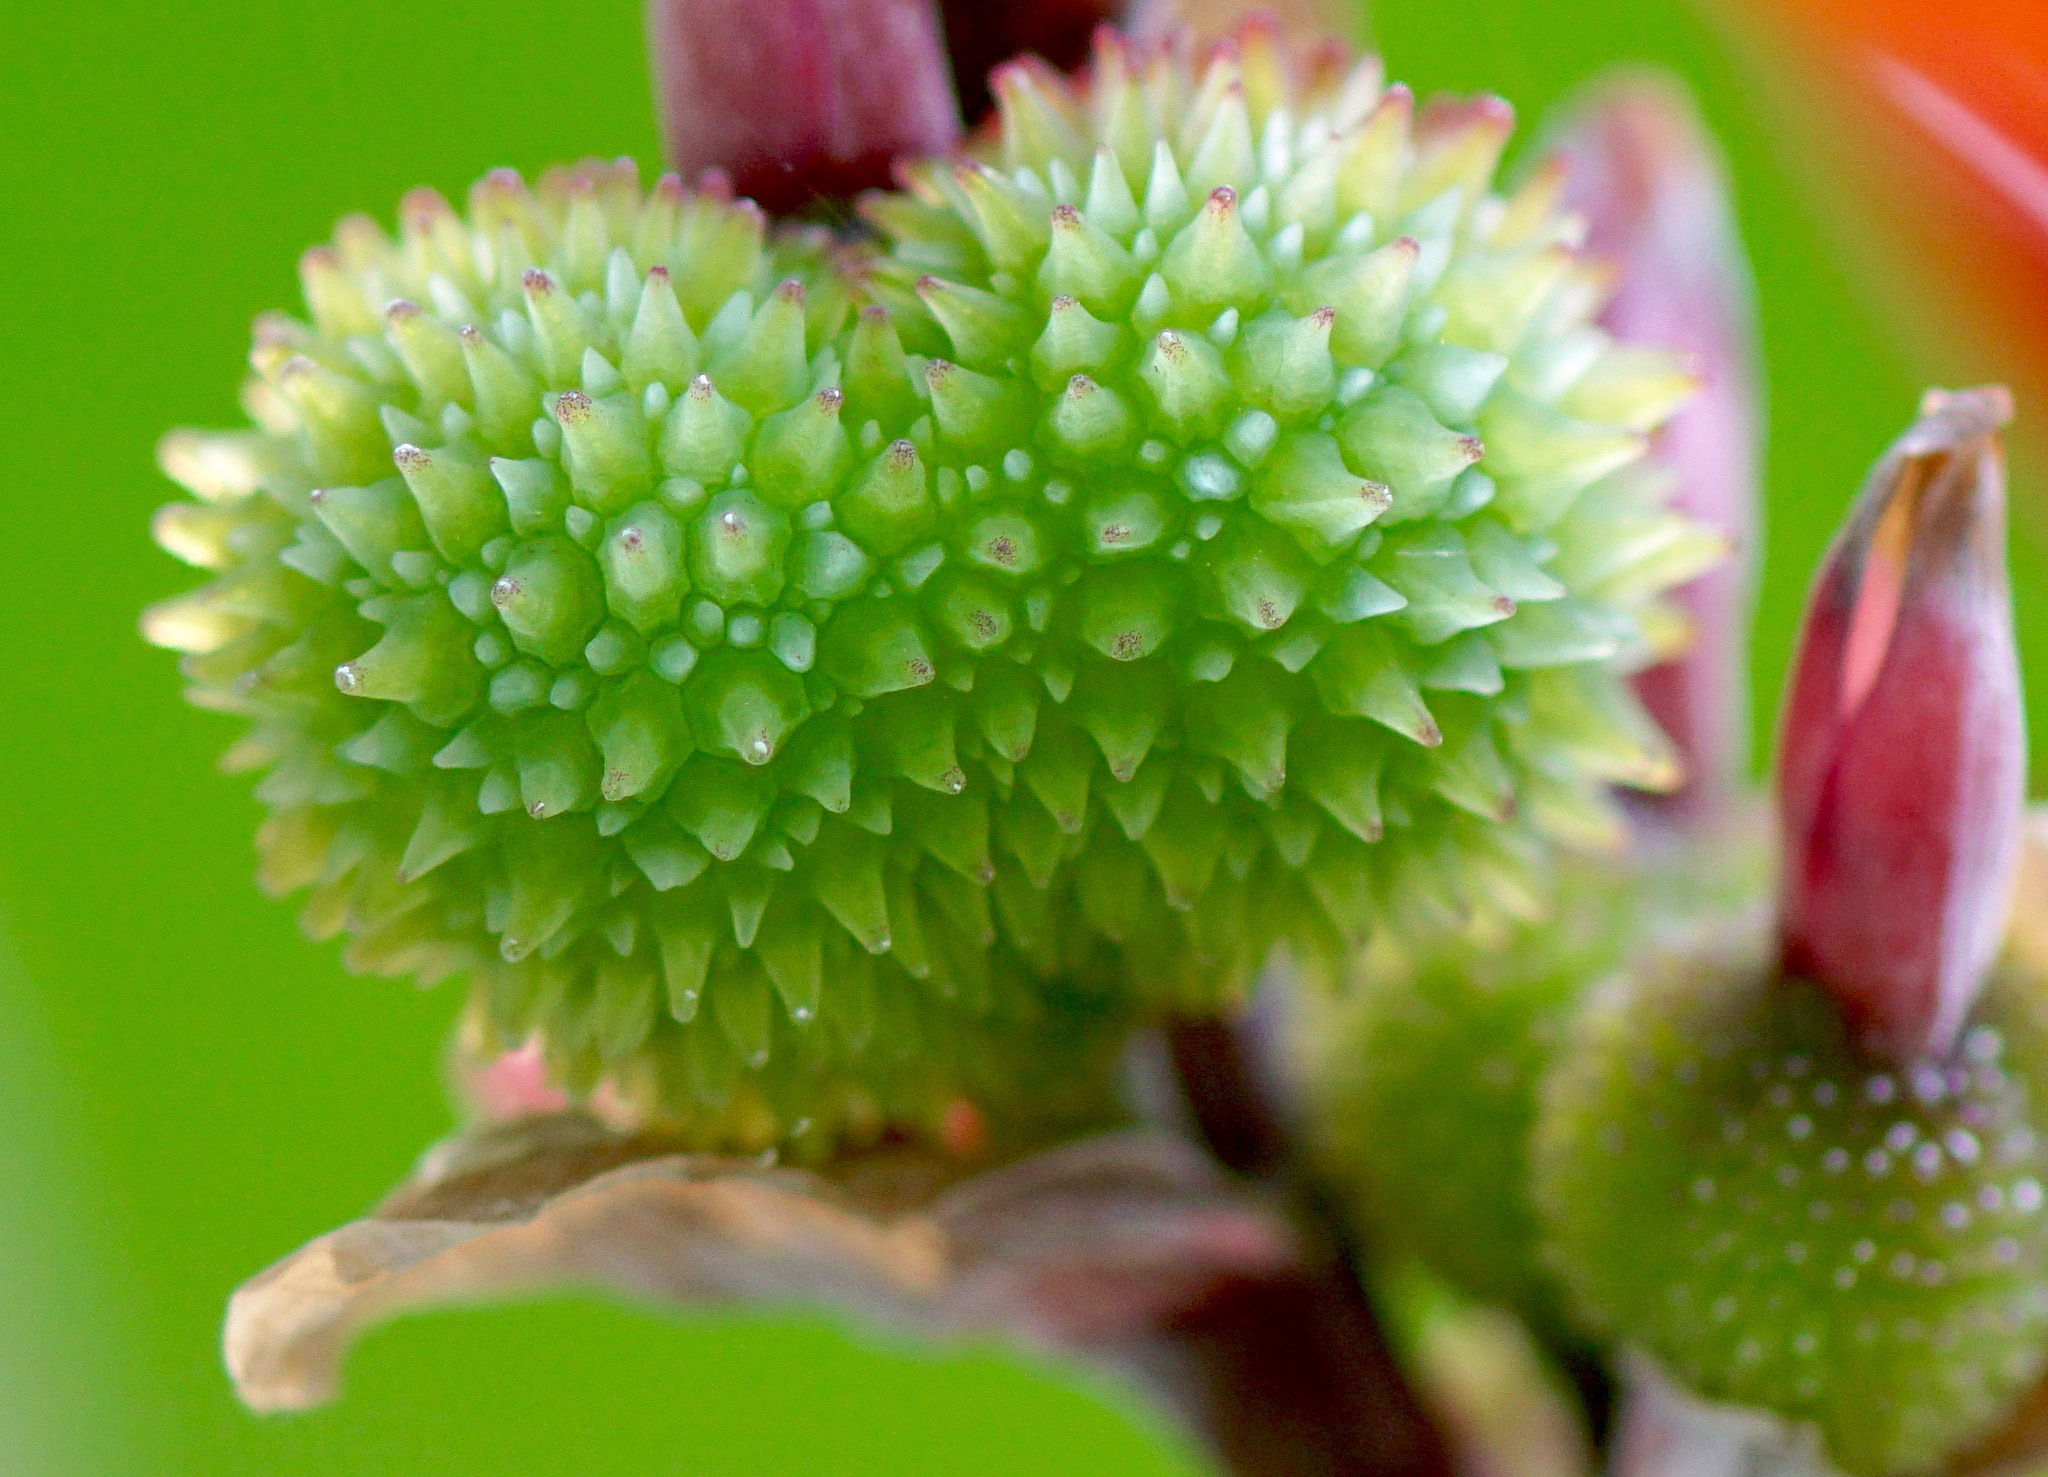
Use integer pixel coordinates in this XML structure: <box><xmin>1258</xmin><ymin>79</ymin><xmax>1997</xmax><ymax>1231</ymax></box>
<box><xmin>1776</xmin><ymin>387</ymin><xmax>2026</xmax><ymax>1062</ymax></box>
<box><xmin>645</xmin><ymin>0</ymin><xmax>962</xmax><ymax>214</ymax></box>
<box><xmin>1552</xmin><ymin>74</ymin><xmax>1763</xmax><ymax>817</ymax></box>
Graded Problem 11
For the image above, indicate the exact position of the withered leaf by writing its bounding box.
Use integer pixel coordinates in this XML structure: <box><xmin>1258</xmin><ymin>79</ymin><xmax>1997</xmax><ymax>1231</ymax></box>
<box><xmin>225</xmin><ymin>1118</ymin><xmax>1293</xmax><ymax>1413</ymax></box>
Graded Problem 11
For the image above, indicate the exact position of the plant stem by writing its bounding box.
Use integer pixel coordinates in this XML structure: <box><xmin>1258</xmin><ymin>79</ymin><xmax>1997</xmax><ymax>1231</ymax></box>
<box><xmin>1157</xmin><ymin>1017</ymin><xmax>1456</xmax><ymax>1477</ymax></box>
<box><xmin>1556</xmin><ymin>1343</ymin><xmax>1616</xmax><ymax>1448</ymax></box>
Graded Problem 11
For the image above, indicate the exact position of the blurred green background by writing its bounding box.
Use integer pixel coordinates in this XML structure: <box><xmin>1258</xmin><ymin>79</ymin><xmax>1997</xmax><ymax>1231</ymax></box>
<box><xmin>1</xmin><ymin>0</ymin><xmax>2041</xmax><ymax>1472</ymax></box>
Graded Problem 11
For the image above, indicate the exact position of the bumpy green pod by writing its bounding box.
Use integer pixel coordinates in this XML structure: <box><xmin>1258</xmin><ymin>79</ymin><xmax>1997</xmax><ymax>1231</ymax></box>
<box><xmin>1305</xmin><ymin>811</ymin><xmax>1772</xmax><ymax>1327</ymax></box>
<box><xmin>1533</xmin><ymin>923</ymin><xmax>2048</xmax><ymax>1475</ymax></box>
<box><xmin>1308</xmin><ymin>863</ymin><xmax>1632</xmax><ymax>1324</ymax></box>
<box><xmin>149</xmin><ymin>23</ymin><xmax>1716</xmax><ymax>1150</ymax></box>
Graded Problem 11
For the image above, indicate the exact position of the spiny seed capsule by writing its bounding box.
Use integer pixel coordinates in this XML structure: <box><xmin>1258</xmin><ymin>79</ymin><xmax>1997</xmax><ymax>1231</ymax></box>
<box><xmin>1533</xmin><ymin>939</ymin><xmax>2048</xmax><ymax>1476</ymax></box>
<box><xmin>840</xmin><ymin>30</ymin><xmax>1708</xmax><ymax>965</ymax></box>
<box><xmin>148</xmin><ymin>24</ymin><xmax>1715</xmax><ymax>1152</ymax></box>
<box><xmin>146</xmin><ymin>158</ymin><xmax>1129</xmax><ymax>1153</ymax></box>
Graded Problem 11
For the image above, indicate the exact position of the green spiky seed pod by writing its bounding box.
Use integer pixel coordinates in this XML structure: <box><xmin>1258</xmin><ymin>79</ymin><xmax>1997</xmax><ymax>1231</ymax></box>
<box><xmin>1533</xmin><ymin>939</ymin><xmax>2048</xmax><ymax>1475</ymax></box>
<box><xmin>851</xmin><ymin>30</ymin><xmax>1715</xmax><ymax>984</ymax></box>
<box><xmin>146</xmin><ymin>158</ymin><xmax>1128</xmax><ymax>1152</ymax></box>
<box><xmin>149</xmin><ymin>22</ymin><xmax>1717</xmax><ymax>1151</ymax></box>
<box><xmin>1306</xmin><ymin>811</ymin><xmax>1772</xmax><ymax>1327</ymax></box>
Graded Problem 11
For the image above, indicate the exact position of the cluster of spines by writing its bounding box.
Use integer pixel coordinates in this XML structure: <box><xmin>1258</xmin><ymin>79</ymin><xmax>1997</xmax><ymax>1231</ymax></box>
<box><xmin>149</xmin><ymin>21</ymin><xmax>1717</xmax><ymax>1147</ymax></box>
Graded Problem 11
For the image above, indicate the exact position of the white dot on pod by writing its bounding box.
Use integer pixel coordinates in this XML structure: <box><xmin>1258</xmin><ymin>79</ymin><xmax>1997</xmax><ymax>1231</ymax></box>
<box><xmin>1833</xmin><ymin>1266</ymin><xmax>1857</xmax><ymax>1290</ymax></box>
<box><xmin>1885</xmin><ymin>1122</ymin><xmax>1918</xmax><ymax>1153</ymax></box>
<box><xmin>1966</xmin><ymin>1027</ymin><xmax>2003</xmax><ymax>1064</ymax></box>
<box><xmin>1995</xmin><ymin>1236</ymin><xmax>2022</xmax><ymax>1265</ymax></box>
<box><xmin>1692</xmin><ymin>1177</ymin><xmax>1716</xmax><ymax>1204</ymax></box>
<box><xmin>1913</xmin><ymin>1142</ymin><xmax>1945</xmax><ymax>1180</ymax></box>
<box><xmin>1769</xmin><ymin>1084</ymin><xmax>1795</xmax><ymax>1109</ymax></box>
<box><xmin>2016</xmin><ymin>1178</ymin><xmax>2044</xmax><ymax>1214</ymax></box>
<box><xmin>1943</xmin><ymin>1202</ymin><xmax>1972</xmax><ymax>1231</ymax></box>
<box><xmin>1852</xmin><ymin>1239</ymin><xmax>1878</xmax><ymax>1264</ymax></box>
<box><xmin>1947</xmin><ymin>1129</ymin><xmax>1983</xmax><ymax>1165</ymax></box>
<box><xmin>1823</xmin><ymin>1147</ymin><xmax>1850</xmax><ymax>1175</ymax></box>
<box><xmin>1866</xmin><ymin>1075</ymin><xmax>1897</xmax><ymax>1105</ymax></box>
<box><xmin>1865</xmin><ymin>1149</ymin><xmax>1892</xmax><ymax>1178</ymax></box>
<box><xmin>1813</xmin><ymin>1081</ymin><xmax>1839</xmax><ymax>1108</ymax></box>
<box><xmin>1793</xmin><ymin>1330</ymin><xmax>1820</xmax><ymax>1356</ymax></box>
<box><xmin>1712</xmin><ymin>1295</ymin><xmax>1738</xmax><ymax>1323</ymax></box>
<box><xmin>1982</xmin><ymin>1184</ymin><xmax>2007</xmax><ymax>1212</ymax></box>
<box><xmin>1788</xmin><ymin>1114</ymin><xmax>1813</xmax><ymax>1141</ymax></box>
<box><xmin>1785</xmin><ymin>1242</ymin><xmax>1808</xmax><ymax>1265</ymax></box>
<box><xmin>1890</xmin><ymin>1251</ymin><xmax>1918</xmax><ymax>1280</ymax></box>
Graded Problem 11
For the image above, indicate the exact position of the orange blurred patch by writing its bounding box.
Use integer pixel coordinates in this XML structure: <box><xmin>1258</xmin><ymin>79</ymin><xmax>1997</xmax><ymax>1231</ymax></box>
<box><xmin>1717</xmin><ymin>0</ymin><xmax>2048</xmax><ymax>528</ymax></box>
<box><xmin>940</xmin><ymin>1096</ymin><xmax>988</xmax><ymax>1158</ymax></box>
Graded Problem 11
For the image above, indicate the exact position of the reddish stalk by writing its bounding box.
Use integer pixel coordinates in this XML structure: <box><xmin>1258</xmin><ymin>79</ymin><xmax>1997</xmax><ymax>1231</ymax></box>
<box><xmin>1161</xmin><ymin>1018</ymin><xmax>1456</xmax><ymax>1477</ymax></box>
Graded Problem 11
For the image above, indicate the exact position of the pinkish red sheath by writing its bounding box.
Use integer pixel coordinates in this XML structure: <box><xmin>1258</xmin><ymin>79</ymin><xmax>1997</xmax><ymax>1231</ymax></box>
<box><xmin>1776</xmin><ymin>386</ymin><xmax>2026</xmax><ymax>1061</ymax></box>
